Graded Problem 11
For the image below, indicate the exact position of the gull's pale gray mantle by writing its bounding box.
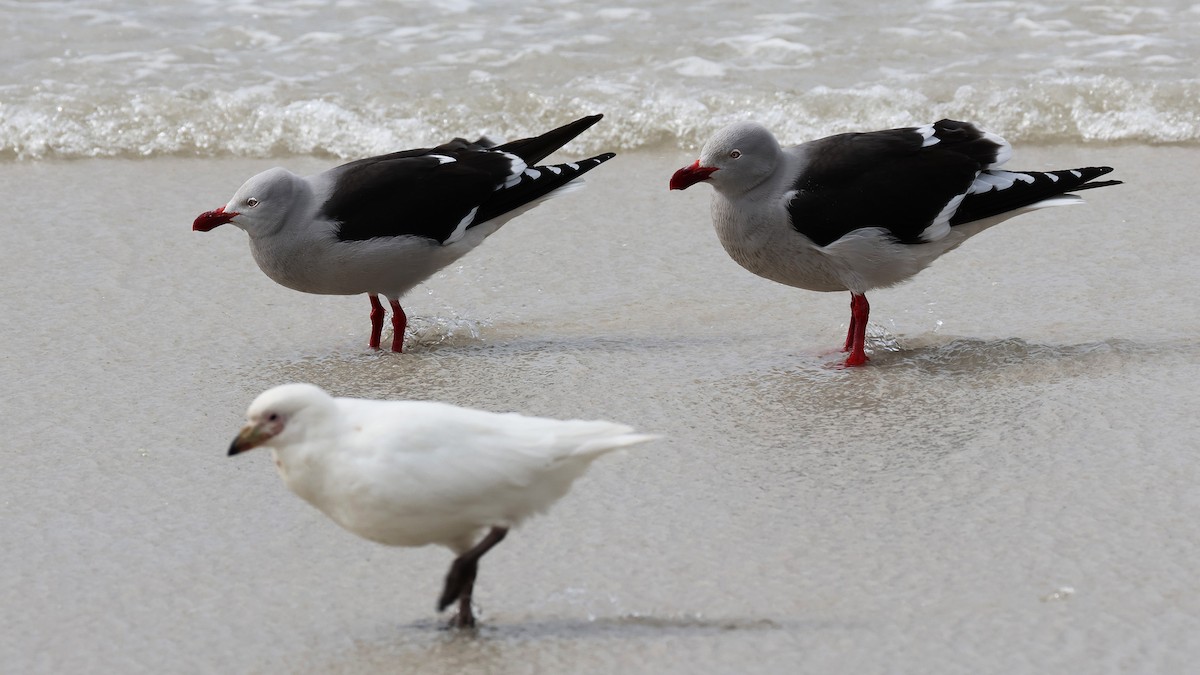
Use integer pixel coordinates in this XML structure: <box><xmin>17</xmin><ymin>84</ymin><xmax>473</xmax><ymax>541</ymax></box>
<box><xmin>194</xmin><ymin>115</ymin><xmax>614</xmax><ymax>352</ymax></box>
<box><xmin>670</xmin><ymin>119</ymin><xmax>1121</xmax><ymax>367</ymax></box>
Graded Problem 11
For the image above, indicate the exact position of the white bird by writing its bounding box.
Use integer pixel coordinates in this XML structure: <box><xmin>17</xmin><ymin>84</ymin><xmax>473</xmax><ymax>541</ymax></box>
<box><xmin>226</xmin><ymin>383</ymin><xmax>656</xmax><ymax>628</ymax></box>
<box><xmin>194</xmin><ymin>115</ymin><xmax>614</xmax><ymax>353</ymax></box>
<box><xmin>670</xmin><ymin>120</ymin><xmax>1120</xmax><ymax>367</ymax></box>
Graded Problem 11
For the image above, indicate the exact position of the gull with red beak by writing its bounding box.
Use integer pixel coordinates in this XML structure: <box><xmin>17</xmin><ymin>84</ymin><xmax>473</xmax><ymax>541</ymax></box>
<box><xmin>227</xmin><ymin>383</ymin><xmax>656</xmax><ymax>628</ymax></box>
<box><xmin>671</xmin><ymin>120</ymin><xmax>1120</xmax><ymax>366</ymax></box>
<box><xmin>194</xmin><ymin>115</ymin><xmax>614</xmax><ymax>352</ymax></box>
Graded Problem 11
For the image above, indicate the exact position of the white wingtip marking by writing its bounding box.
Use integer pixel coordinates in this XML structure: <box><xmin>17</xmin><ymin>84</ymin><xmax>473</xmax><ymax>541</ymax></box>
<box><xmin>916</xmin><ymin>124</ymin><xmax>939</xmax><ymax>147</ymax></box>
<box><xmin>431</xmin><ymin>155</ymin><xmax>456</xmax><ymax>164</ymax></box>
<box><xmin>979</xmin><ymin>127</ymin><xmax>1012</xmax><ymax>168</ymax></box>
<box><xmin>444</xmin><ymin>205</ymin><xmax>480</xmax><ymax>245</ymax></box>
<box><xmin>968</xmin><ymin>170</ymin><xmax>1035</xmax><ymax>194</ymax></box>
<box><xmin>1070</xmin><ymin>170</ymin><xmax>1082</xmax><ymax>178</ymax></box>
<box><xmin>499</xmin><ymin>152</ymin><xmax>528</xmax><ymax>189</ymax></box>
<box><xmin>925</xmin><ymin>191</ymin><xmax>965</xmax><ymax>241</ymax></box>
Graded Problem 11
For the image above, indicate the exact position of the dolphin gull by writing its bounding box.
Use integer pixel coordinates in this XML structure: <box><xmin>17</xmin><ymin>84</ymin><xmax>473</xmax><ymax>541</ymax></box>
<box><xmin>670</xmin><ymin>119</ymin><xmax>1120</xmax><ymax>366</ymax></box>
<box><xmin>195</xmin><ymin>115</ymin><xmax>614</xmax><ymax>352</ymax></box>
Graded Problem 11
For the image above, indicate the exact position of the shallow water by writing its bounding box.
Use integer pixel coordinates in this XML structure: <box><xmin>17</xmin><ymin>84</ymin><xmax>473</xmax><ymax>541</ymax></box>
<box><xmin>2</xmin><ymin>146</ymin><xmax>1199</xmax><ymax>672</ymax></box>
<box><xmin>4</xmin><ymin>0</ymin><xmax>1200</xmax><ymax>158</ymax></box>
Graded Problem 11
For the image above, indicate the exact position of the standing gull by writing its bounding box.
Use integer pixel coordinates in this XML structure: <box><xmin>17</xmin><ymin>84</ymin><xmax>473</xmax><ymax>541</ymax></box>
<box><xmin>670</xmin><ymin>119</ymin><xmax>1120</xmax><ymax>366</ymax></box>
<box><xmin>227</xmin><ymin>383</ymin><xmax>656</xmax><ymax>628</ymax></box>
<box><xmin>194</xmin><ymin>115</ymin><xmax>614</xmax><ymax>352</ymax></box>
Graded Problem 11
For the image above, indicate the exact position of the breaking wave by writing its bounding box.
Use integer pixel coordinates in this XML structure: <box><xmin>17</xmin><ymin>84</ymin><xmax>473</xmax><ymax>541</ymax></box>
<box><xmin>2</xmin><ymin>75</ymin><xmax>1197</xmax><ymax>160</ymax></box>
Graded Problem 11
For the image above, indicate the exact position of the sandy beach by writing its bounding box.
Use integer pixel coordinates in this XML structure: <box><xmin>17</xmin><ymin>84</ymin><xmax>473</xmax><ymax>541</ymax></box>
<box><xmin>2</xmin><ymin>144</ymin><xmax>1199</xmax><ymax>673</ymax></box>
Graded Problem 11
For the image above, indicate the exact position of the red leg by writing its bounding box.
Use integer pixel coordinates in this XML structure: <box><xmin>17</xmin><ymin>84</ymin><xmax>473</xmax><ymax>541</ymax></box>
<box><xmin>842</xmin><ymin>296</ymin><xmax>859</xmax><ymax>353</ymax></box>
<box><xmin>388</xmin><ymin>298</ymin><xmax>407</xmax><ymax>353</ymax></box>
<box><xmin>368</xmin><ymin>294</ymin><xmax>385</xmax><ymax>350</ymax></box>
<box><xmin>843</xmin><ymin>293</ymin><xmax>870</xmax><ymax>367</ymax></box>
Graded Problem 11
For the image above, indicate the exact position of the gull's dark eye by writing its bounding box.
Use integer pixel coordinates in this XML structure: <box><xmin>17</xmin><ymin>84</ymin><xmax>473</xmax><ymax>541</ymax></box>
<box><xmin>267</xmin><ymin>412</ymin><xmax>279</xmax><ymax>422</ymax></box>
<box><xmin>247</xmin><ymin>197</ymin><xmax>260</xmax><ymax>208</ymax></box>
<box><xmin>729</xmin><ymin>150</ymin><xmax>741</xmax><ymax>159</ymax></box>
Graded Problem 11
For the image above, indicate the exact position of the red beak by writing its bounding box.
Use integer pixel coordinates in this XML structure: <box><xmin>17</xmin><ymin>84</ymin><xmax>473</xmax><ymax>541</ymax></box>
<box><xmin>669</xmin><ymin>160</ymin><xmax>718</xmax><ymax>190</ymax></box>
<box><xmin>193</xmin><ymin>205</ymin><xmax>238</xmax><ymax>232</ymax></box>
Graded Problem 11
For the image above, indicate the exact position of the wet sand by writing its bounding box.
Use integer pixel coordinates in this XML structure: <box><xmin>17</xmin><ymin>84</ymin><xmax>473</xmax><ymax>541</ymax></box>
<box><xmin>2</xmin><ymin>146</ymin><xmax>1199</xmax><ymax>673</ymax></box>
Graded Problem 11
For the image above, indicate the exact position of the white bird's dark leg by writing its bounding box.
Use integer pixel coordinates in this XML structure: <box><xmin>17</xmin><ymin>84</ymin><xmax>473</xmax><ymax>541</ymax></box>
<box><xmin>368</xmin><ymin>294</ymin><xmax>385</xmax><ymax>350</ymax></box>
<box><xmin>438</xmin><ymin>527</ymin><xmax>509</xmax><ymax>628</ymax></box>
<box><xmin>388</xmin><ymin>298</ymin><xmax>407</xmax><ymax>353</ymax></box>
<box><xmin>844</xmin><ymin>293</ymin><xmax>870</xmax><ymax>367</ymax></box>
<box><xmin>453</xmin><ymin>562</ymin><xmax>480</xmax><ymax>628</ymax></box>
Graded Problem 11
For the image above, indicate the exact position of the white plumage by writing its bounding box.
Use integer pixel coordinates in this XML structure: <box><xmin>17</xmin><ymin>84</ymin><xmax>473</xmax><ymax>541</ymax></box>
<box><xmin>227</xmin><ymin>383</ymin><xmax>655</xmax><ymax>627</ymax></box>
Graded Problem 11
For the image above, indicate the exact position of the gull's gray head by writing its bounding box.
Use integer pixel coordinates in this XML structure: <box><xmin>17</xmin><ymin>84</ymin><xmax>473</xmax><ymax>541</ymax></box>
<box><xmin>193</xmin><ymin>167</ymin><xmax>304</xmax><ymax>237</ymax></box>
<box><xmin>228</xmin><ymin>383</ymin><xmax>336</xmax><ymax>456</ymax></box>
<box><xmin>669</xmin><ymin>121</ymin><xmax>783</xmax><ymax>194</ymax></box>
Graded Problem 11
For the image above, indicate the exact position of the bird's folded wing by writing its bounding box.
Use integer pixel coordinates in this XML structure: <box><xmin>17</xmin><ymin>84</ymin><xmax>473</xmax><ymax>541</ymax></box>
<box><xmin>786</xmin><ymin>121</ymin><xmax>1007</xmax><ymax>246</ymax></box>
<box><xmin>339</xmin><ymin>402</ymin><xmax>632</xmax><ymax>512</ymax></box>
<box><xmin>323</xmin><ymin>150</ymin><xmax>515</xmax><ymax>244</ymax></box>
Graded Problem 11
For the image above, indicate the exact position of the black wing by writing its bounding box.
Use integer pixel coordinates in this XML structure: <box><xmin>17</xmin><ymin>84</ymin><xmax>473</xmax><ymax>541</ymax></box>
<box><xmin>324</xmin><ymin>115</ymin><xmax>611</xmax><ymax>243</ymax></box>
<box><xmin>788</xmin><ymin>120</ymin><xmax>1009</xmax><ymax>246</ymax></box>
<box><xmin>950</xmin><ymin>167</ymin><xmax>1120</xmax><ymax>226</ymax></box>
<box><xmin>493</xmin><ymin>114</ymin><xmax>603</xmax><ymax>164</ymax></box>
